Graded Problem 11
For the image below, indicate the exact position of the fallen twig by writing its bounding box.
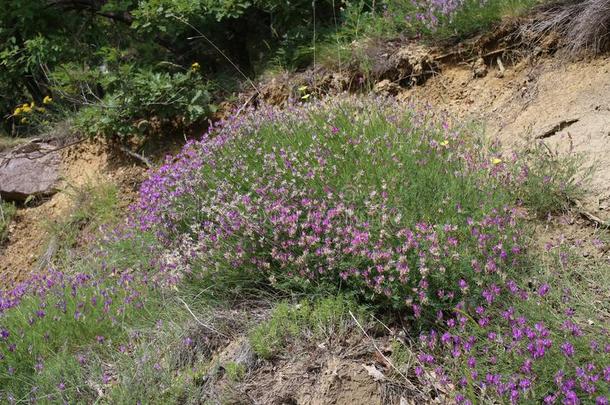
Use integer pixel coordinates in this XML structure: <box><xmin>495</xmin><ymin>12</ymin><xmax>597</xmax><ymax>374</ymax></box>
<box><xmin>573</xmin><ymin>199</ymin><xmax>610</xmax><ymax>228</ymax></box>
<box><xmin>36</xmin><ymin>236</ymin><xmax>58</xmax><ymax>272</ymax></box>
<box><xmin>177</xmin><ymin>297</ymin><xmax>229</xmax><ymax>338</ymax></box>
<box><xmin>234</xmin><ymin>93</ymin><xmax>258</xmax><ymax>119</ymax></box>
<box><xmin>118</xmin><ymin>145</ymin><xmax>153</xmax><ymax>168</ymax></box>
<box><xmin>349</xmin><ymin>310</ymin><xmax>410</xmax><ymax>383</ymax></box>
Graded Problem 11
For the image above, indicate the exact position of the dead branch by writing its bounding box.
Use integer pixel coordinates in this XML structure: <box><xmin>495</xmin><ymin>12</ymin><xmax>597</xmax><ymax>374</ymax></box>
<box><xmin>118</xmin><ymin>145</ymin><xmax>153</xmax><ymax>168</ymax></box>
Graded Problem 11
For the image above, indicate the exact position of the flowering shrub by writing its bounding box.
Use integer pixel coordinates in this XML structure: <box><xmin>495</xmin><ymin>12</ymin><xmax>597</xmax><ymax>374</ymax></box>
<box><xmin>134</xmin><ymin>97</ymin><xmax>527</xmax><ymax>319</ymax></box>
<box><xmin>416</xmin><ymin>273</ymin><xmax>610</xmax><ymax>404</ymax></box>
<box><xmin>336</xmin><ymin>0</ymin><xmax>538</xmax><ymax>44</ymax></box>
<box><xmin>132</xmin><ymin>97</ymin><xmax>607</xmax><ymax>403</ymax></box>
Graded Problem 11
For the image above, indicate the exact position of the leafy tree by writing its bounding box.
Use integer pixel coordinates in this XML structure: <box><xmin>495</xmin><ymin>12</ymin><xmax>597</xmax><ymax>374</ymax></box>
<box><xmin>0</xmin><ymin>0</ymin><xmax>340</xmax><ymax>137</ymax></box>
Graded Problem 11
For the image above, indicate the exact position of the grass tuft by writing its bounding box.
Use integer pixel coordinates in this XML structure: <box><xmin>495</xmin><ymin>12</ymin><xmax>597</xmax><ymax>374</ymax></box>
<box><xmin>0</xmin><ymin>200</ymin><xmax>16</xmax><ymax>244</ymax></box>
<box><xmin>525</xmin><ymin>0</ymin><xmax>610</xmax><ymax>56</ymax></box>
<box><xmin>250</xmin><ymin>296</ymin><xmax>368</xmax><ymax>359</ymax></box>
<box><xmin>46</xmin><ymin>182</ymin><xmax>120</xmax><ymax>265</ymax></box>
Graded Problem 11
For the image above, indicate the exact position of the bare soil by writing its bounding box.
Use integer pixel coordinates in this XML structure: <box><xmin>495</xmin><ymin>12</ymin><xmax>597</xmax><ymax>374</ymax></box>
<box><xmin>0</xmin><ymin>140</ymin><xmax>145</xmax><ymax>286</ymax></box>
<box><xmin>198</xmin><ymin>331</ymin><xmax>445</xmax><ymax>405</ymax></box>
<box><xmin>401</xmin><ymin>54</ymin><xmax>610</xmax><ymax>220</ymax></box>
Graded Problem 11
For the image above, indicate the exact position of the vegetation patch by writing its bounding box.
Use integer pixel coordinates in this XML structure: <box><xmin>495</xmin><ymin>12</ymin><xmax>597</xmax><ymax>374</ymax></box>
<box><xmin>46</xmin><ymin>182</ymin><xmax>120</xmax><ymax>265</ymax></box>
<box><xmin>250</xmin><ymin>296</ymin><xmax>368</xmax><ymax>359</ymax></box>
<box><xmin>132</xmin><ymin>97</ymin><xmax>606</xmax><ymax>403</ymax></box>
<box><xmin>0</xmin><ymin>97</ymin><xmax>607</xmax><ymax>404</ymax></box>
<box><xmin>135</xmin><ymin>97</ymin><xmax>573</xmax><ymax>318</ymax></box>
<box><xmin>1</xmin><ymin>0</ymin><xmax>548</xmax><ymax>141</ymax></box>
<box><xmin>0</xmin><ymin>201</ymin><xmax>16</xmax><ymax>244</ymax></box>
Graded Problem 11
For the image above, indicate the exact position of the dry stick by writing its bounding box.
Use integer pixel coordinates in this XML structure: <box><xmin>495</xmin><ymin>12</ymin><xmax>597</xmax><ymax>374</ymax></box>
<box><xmin>497</xmin><ymin>57</ymin><xmax>506</xmax><ymax>74</ymax></box>
<box><xmin>572</xmin><ymin>199</ymin><xmax>610</xmax><ymax>228</ymax></box>
<box><xmin>234</xmin><ymin>93</ymin><xmax>258</xmax><ymax>120</ymax></box>
<box><xmin>118</xmin><ymin>145</ymin><xmax>152</xmax><ymax>169</ymax></box>
<box><xmin>177</xmin><ymin>297</ymin><xmax>229</xmax><ymax>339</ymax></box>
<box><xmin>348</xmin><ymin>310</ymin><xmax>411</xmax><ymax>383</ymax></box>
<box><xmin>36</xmin><ymin>236</ymin><xmax>58</xmax><ymax>272</ymax></box>
<box><xmin>437</xmin><ymin>46</ymin><xmax>517</xmax><ymax>64</ymax></box>
<box><xmin>313</xmin><ymin>0</ymin><xmax>317</xmax><ymax>87</ymax></box>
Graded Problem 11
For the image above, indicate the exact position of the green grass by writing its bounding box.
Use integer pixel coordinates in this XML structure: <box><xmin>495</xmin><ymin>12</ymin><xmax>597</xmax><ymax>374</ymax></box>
<box><xmin>46</xmin><ymin>182</ymin><xmax>120</xmax><ymax>266</ymax></box>
<box><xmin>0</xmin><ymin>135</ymin><xmax>26</xmax><ymax>152</ymax></box>
<box><xmin>101</xmin><ymin>299</ymin><xmax>198</xmax><ymax>405</ymax></box>
<box><xmin>249</xmin><ymin>296</ymin><xmax>369</xmax><ymax>359</ymax></box>
<box><xmin>0</xmin><ymin>200</ymin><xmax>16</xmax><ymax>244</ymax></box>
<box><xmin>224</xmin><ymin>361</ymin><xmax>246</xmax><ymax>382</ymax></box>
<box><xmin>536</xmin><ymin>238</ymin><xmax>610</xmax><ymax>328</ymax></box>
<box><xmin>514</xmin><ymin>143</ymin><xmax>586</xmax><ymax>217</ymax></box>
<box><xmin>270</xmin><ymin>0</ymin><xmax>541</xmax><ymax>73</ymax></box>
<box><xmin>0</xmin><ymin>182</ymin><xmax>159</xmax><ymax>403</ymax></box>
<box><xmin>0</xmin><ymin>226</ymin><xmax>173</xmax><ymax>403</ymax></box>
<box><xmin>0</xmin><ymin>276</ymin><xmax>159</xmax><ymax>402</ymax></box>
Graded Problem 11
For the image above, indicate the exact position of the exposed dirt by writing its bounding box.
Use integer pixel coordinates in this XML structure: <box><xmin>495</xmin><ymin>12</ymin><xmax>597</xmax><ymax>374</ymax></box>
<box><xmin>197</xmin><ymin>331</ymin><xmax>442</xmax><ymax>405</ymax></box>
<box><xmin>248</xmin><ymin>354</ymin><xmax>384</xmax><ymax>405</ymax></box>
<box><xmin>0</xmin><ymin>140</ymin><xmax>146</xmax><ymax>286</ymax></box>
<box><xmin>401</xmin><ymin>54</ymin><xmax>610</xmax><ymax>220</ymax></box>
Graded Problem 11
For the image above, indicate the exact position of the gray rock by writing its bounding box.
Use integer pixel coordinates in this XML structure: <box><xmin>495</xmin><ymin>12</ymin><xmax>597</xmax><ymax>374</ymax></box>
<box><xmin>0</xmin><ymin>141</ymin><xmax>61</xmax><ymax>201</ymax></box>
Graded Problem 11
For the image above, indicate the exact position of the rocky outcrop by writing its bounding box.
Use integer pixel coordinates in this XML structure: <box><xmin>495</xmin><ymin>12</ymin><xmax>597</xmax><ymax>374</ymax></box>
<box><xmin>372</xmin><ymin>44</ymin><xmax>439</xmax><ymax>86</ymax></box>
<box><xmin>0</xmin><ymin>141</ymin><xmax>61</xmax><ymax>201</ymax></box>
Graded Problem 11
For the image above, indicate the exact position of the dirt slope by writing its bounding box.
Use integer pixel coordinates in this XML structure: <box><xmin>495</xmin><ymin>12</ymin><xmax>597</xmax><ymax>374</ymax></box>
<box><xmin>403</xmin><ymin>54</ymin><xmax>610</xmax><ymax>220</ymax></box>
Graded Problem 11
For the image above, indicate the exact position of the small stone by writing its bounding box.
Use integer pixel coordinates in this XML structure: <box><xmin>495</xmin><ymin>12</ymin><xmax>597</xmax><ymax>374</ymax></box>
<box><xmin>473</xmin><ymin>57</ymin><xmax>488</xmax><ymax>78</ymax></box>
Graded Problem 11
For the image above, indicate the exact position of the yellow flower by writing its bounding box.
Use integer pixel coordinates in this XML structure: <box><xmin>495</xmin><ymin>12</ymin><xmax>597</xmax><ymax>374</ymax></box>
<box><xmin>13</xmin><ymin>107</ymin><xmax>23</xmax><ymax>116</ymax></box>
<box><xmin>298</xmin><ymin>85</ymin><xmax>308</xmax><ymax>92</ymax></box>
<box><xmin>20</xmin><ymin>117</ymin><xmax>28</xmax><ymax>124</ymax></box>
<box><xmin>300</xmin><ymin>93</ymin><xmax>311</xmax><ymax>100</ymax></box>
<box><xmin>43</xmin><ymin>95</ymin><xmax>53</xmax><ymax>104</ymax></box>
<box><xmin>440</xmin><ymin>140</ymin><xmax>449</xmax><ymax>146</ymax></box>
<box><xmin>190</xmin><ymin>62</ymin><xmax>200</xmax><ymax>72</ymax></box>
<box><xmin>21</xmin><ymin>104</ymin><xmax>32</xmax><ymax>114</ymax></box>
<box><xmin>30</xmin><ymin>101</ymin><xmax>35</xmax><ymax>108</ymax></box>
<box><xmin>37</xmin><ymin>107</ymin><xmax>46</xmax><ymax>113</ymax></box>
<box><xmin>491</xmin><ymin>157</ymin><xmax>503</xmax><ymax>165</ymax></box>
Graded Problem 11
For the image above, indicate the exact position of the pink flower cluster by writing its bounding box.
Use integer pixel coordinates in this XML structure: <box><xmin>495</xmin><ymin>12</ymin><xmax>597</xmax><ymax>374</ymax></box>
<box><xmin>134</xmin><ymin>98</ymin><xmax>524</xmax><ymax>317</ymax></box>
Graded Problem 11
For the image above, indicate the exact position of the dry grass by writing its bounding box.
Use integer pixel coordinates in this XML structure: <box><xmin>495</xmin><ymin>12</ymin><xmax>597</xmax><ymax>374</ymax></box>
<box><xmin>0</xmin><ymin>135</ymin><xmax>26</xmax><ymax>152</ymax></box>
<box><xmin>525</xmin><ymin>0</ymin><xmax>610</xmax><ymax>55</ymax></box>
